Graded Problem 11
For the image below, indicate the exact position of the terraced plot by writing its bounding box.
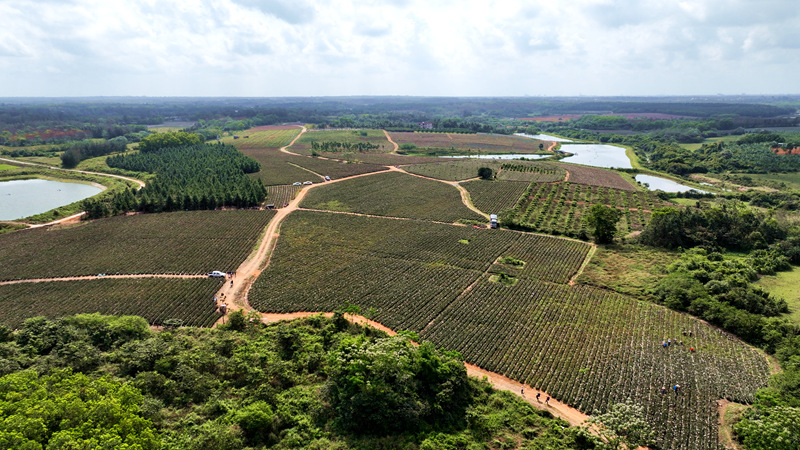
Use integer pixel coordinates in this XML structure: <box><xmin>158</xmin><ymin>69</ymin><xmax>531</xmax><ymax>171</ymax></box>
<box><xmin>0</xmin><ymin>210</ymin><xmax>274</xmax><ymax>280</ymax></box>
<box><xmin>0</xmin><ymin>278</ymin><xmax>222</xmax><ymax>327</ymax></box>
<box><xmin>301</xmin><ymin>171</ymin><xmax>485</xmax><ymax>223</ymax></box>
<box><xmin>289</xmin><ymin>129</ymin><xmax>393</xmax><ymax>155</ymax></box>
<box><xmin>249</xmin><ymin>210</ymin><xmax>769</xmax><ymax>450</ymax></box>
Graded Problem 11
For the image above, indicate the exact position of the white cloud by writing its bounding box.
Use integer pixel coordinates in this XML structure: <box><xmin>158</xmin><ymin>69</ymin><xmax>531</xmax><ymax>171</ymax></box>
<box><xmin>0</xmin><ymin>0</ymin><xmax>797</xmax><ymax>96</ymax></box>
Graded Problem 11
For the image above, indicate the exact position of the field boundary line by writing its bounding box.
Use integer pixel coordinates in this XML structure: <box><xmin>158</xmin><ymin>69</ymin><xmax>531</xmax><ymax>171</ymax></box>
<box><xmin>569</xmin><ymin>243</ymin><xmax>597</xmax><ymax>286</ymax></box>
<box><xmin>286</xmin><ymin>162</ymin><xmax>324</xmax><ymax>180</ymax></box>
<box><xmin>0</xmin><ymin>273</ymin><xmax>207</xmax><ymax>286</ymax></box>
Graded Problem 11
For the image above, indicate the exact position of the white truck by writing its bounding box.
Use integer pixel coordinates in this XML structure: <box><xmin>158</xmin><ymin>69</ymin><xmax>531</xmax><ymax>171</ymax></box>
<box><xmin>490</xmin><ymin>214</ymin><xmax>498</xmax><ymax>229</ymax></box>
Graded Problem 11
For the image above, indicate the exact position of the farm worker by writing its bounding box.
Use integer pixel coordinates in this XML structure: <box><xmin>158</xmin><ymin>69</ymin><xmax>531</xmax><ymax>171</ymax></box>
<box><xmin>230</xmin><ymin>280</ymin><xmax>234</xmax><ymax>287</ymax></box>
<box><xmin>545</xmin><ymin>396</ymin><xmax>550</xmax><ymax>404</ymax></box>
<box><xmin>536</xmin><ymin>393</ymin><xmax>541</xmax><ymax>402</ymax></box>
<box><xmin>661</xmin><ymin>386</ymin><xmax>667</xmax><ymax>394</ymax></box>
<box><xmin>667</xmin><ymin>339</ymin><xmax>671</xmax><ymax>346</ymax></box>
<box><xmin>213</xmin><ymin>296</ymin><xmax>217</xmax><ymax>303</ymax></box>
<box><xmin>673</xmin><ymin>384</ymin><xmax>680</xmax><ymax>394</ymax></box>
<box><xmin>521</xmin><ymin>387</ymin><xmax>524</xmax><ymax>395</ymax></box>
<box><xmin>220</xmin><ymin>303</ymin><xmax>227</xmax><ymax>314</ymax></box>
<box><xmin>690</xmin><ymin>347</ymin><xmax>695</xmax><ymax>353</ymax></box>
<box><xmin>663</xmin><ymin>341</ymin><xmax>668</xmax><ymax>348</ymax></box>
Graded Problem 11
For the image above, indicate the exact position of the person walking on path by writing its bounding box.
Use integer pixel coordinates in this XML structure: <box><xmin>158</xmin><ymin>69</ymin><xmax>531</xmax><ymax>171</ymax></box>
<box><xmin>536</xmin><ymin>393</ymin><xmax>541</xmax><ymax>402</ymax></box>
<box><xmin>545</xmin><ymin>396</ymin><xmax>550</xmax><ymax>405</ymax></box>
<box><xmin>521</xmin><ymin>387</ymin><xmax>524</xmax><ymax>395</ymax></box>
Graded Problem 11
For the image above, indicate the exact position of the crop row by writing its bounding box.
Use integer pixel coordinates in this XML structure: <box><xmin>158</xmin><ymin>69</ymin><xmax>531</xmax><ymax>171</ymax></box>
<box><xmin>462</xmin><ymin>180</ymin><xmax>530</xmax><ymax>215</ymax></box>
<box><xmin>301</xmin><ymin>171</ymin><xmax>486</xmax><ymax>223</ymax></box>
<box><xmin>0</xmin><ymin>278</ymin><xmax>222</xmax><ymax>328</ymax></box>
<box><xmin>265</xmin><ymin>185</ymin><xmax>301</xmax><ymax>207</ymax></box>
<box><xmin>553</xmin><ymin>162</ymin><xmax>638</xmax><ymax>191</ymax></box>
<box><xmin>420</xmin><ymin>277</ymin><xmax>769</xmax><ymax>450</ymax></box>
<box><xmin>506</xmin><ymin>182</ymin><xmax>671</xmax><ymax>237</ymax></box>
<box><xmin>251</xmin><ymin>210</ymin><xmax>768</xmax><ymax>449</ymax></box>
<box><xmin>0</xmin><ymin>210</ymin><xmax>275</xmax><ymax>281</ymax></box>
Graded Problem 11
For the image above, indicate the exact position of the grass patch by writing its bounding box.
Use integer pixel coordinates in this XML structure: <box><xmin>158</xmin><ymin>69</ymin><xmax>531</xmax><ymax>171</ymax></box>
<box><xmin>757</xmin><ymin>266</ymin><xmax>800</xmax><ymax>324</ymax></box>
<box><xmin>458</xmin><ymin>239</ymin><xmax>470</xmax><ymax>244</ymax></box>
<box><xmin>498</xmin><ymin>256</ymin><xmax>525</xmax><ymax>267</ymax></box>
<box><xmin>576</xmin><ymin>244</ymin><xmax>677</xmax><ymax>299</ymax></box>
<box><xmin>490</xmin><ymin>272</ymin><xmax>518</xmax><ymax>285</ymax></box>
<box><xmin>0</xmin><ymin>164</ymin><xmax>17</xmax><ymax>171</ymax></box>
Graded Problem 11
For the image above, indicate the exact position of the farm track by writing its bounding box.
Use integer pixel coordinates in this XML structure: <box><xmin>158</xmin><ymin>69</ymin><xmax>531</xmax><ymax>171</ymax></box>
<box><xmin>389</xmin><ymin>166</ymin><xmax>489</xmax><ymax>219</ymax></box>
<box><xmin>0</xmin><ymin>273</ymin><xmax>206</xmax><ymax>286</ymax></box>
<box><xmin>383</xmin><ymin>129</ymin><xmax>399</xmax><ymax>153</ymax></box>
<box><xmin>278</xmin><ymin>126</ymin><xmax>308</xmax><ymax>156</ymax></box>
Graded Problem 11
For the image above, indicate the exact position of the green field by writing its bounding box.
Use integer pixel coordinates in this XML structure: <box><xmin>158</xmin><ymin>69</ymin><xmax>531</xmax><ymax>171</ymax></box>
<box><xmin>0</xmin><ymin>164</ymin><xmax>16</xmax><ymax>171</ymax></box>
<box><xmin>757</xmin><ymin>266</ymin><xmax>800</xmax><ymax>323</ymax></box>
<box><xmin>249</xmin><ymin>210</ymin><xmax>769</xmax><ymax>450</ymax></box>
<box><xmin>740</xmin><ymin>172</ymin><xmax>800</xmax><ymax>191</ymax></box>
<box><xmin>679</xmin><ymin>136</ymin><xmax>740</xmax><ymax>151</ymax></box>
<box><xmin>389</xmin><ymin>131</ymin><xmax>547</xmax><ymax>154</ymax></box>
<box><xmin>0</xmin><ymin>210</ymin><xmax>274</xmax><ymax>280</ymax></box>
<box><xmin>301</xmin><ymin>171</ymin><xmax>485</xmax><ymax>223</ymax></box>
<box><xmin>0</xmin><ymin>278</ymin><xmax>222</xmax><ymax>327</ymax></box>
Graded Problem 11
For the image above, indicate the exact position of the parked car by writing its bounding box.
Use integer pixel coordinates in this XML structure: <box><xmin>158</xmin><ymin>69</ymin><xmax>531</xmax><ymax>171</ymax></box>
<box><xmin>293</xmin><ymin>182</ymin><xmax>302</xmax><ymax>186</ymax></box>
<box><xmin>208</xmin><ymin>271</ymin><xmax>226</xmax><ymax>278</ymax></box>
<box><xmin>324</xmin><ymin>176</ymin><xmax>331</xmax><ymax>181</ymax></box>
<box><xmin>303</xmin><ymin>181</ymin><xmax>313</xmax><ymax>185</ymax></box>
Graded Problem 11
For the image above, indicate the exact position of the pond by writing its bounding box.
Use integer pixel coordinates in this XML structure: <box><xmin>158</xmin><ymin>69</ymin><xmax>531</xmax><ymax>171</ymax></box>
<box><xmin>514</xmin><ymin>133</ymin><xmax>574</xmax><ymax>142</ymax></box>
<box><xmin>441</xmin><ymin>153</ymin><xmax>552</xmax><ymax>160</ymax></box>
<box><xmin>559</xmin><ymin>144</ymin><xmax>632</xmax><ymax>169</ymax></box>
<box><xmin>0</xmin><ymin>178</ymin><xmax>103</xmax><ymax>221</ymax></box>
<box><xmin>635</xmin><ymin>175</ymin><xmax>710</xmax><ymax>193</ymax></box>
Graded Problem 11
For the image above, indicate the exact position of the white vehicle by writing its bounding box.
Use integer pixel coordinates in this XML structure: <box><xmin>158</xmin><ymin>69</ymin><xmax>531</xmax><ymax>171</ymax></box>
<box><xmin>208</xmin><ymin>271</ymin><xmax>227</xmax><ymax>278</ymax></box>
<box><xmin>324</xmin><ymin>176</ymin><xmax>331</xmax><ymax>181</ymax></box>
<box><xmin>292</xmin><ymin>182</ymin><xmax>302</xmax><ymax>186</ymax></box>
<box><xmin>303</xmin><ymin>181</ymin><xmax>313</xmax><ymax>185</ymax></box>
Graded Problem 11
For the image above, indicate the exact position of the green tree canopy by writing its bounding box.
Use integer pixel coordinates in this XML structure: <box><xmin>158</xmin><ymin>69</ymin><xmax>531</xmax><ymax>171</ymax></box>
<box><xmin>325</xmin><ymin>334</ymin><xmax>470</xmax><ymax>435</ymax></box>
<box><xmin>136</xmin><ymin>131</ymin><xmax>202</xmax><ymax>153</ymax></box>
<box><xmin>0</xmin><ymin>369</ymin><xmax>159</xmax><ymax>449</ymax></box>
<box><xmin>585</xmin><ymin>203</ymin><xmax>622</xmax><ymax>244</ymax></box>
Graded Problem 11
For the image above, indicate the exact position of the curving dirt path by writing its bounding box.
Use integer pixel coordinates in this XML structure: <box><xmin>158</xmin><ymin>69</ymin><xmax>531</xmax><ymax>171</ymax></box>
<box><xmin>383</xmin><ymin>129</ymin><xmax>399</xmax><ymax>153</ymax></box>
<box><xmin>0</xmin><ymin>273</ymin><xmax>205</xmax><ymax>286</ymax></box>
<box><xmin>389</xmin><ymin>166</ymin><xmax>490</xmax><ymax>219</ymax></box>
<box><xmin>278</xmin><ymin>126</ymin><xmax>308</xmax><ymax>156</ymax></box>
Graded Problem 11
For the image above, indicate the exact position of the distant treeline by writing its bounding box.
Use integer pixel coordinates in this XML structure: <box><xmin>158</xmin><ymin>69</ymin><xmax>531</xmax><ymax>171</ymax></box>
<box><xmin>85</xmin><ymin>143</ymin><xmax>265</xmax><ymax>217</ymax></box>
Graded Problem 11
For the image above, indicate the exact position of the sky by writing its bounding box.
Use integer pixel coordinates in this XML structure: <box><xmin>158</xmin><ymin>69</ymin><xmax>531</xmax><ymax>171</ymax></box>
<box><xmin>1</xmin><ymin>0</ymin><xmax>798</xmax><ymax>97</ymax></box>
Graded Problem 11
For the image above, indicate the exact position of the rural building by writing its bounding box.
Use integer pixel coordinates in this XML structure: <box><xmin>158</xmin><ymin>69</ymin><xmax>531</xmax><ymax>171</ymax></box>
<box><xmin>419</xmin><ymin>121</ymin><xmax>433</xmax><ymax>129</ymax></box>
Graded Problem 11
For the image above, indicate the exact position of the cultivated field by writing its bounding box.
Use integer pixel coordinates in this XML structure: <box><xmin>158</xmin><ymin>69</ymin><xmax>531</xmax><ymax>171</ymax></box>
<box><xmin>389</xmin><ymin>132</ymin><xmax>548</xmax><ymax>154</ymax></box>
<box><xmin>403</xmin><ymin>159</ymin><xmax>564</xmax><ymax>182</ymax></box>
<box><xmin>552</xmin><ymin>162</ymin><xmax>638</xmax><ymax>191</ymax></box>
<box><xmin>249</xmin><ymin>210</ymin><xmax>769</xmax><ymax>450</ymax></box>
<box><xmin>0</xmin><ymin>277</ymin><xmax>222</xmax><ymax>328</ymax></box>
<box><xmin>289</xmin><ymin>129</ymin><xmax>393</xmax><ymax>155</ymax></box>
<box><xmin>0</xmin><ymin>210</ymin><xmax>274</xmax><ymax>280</ymax></box>
<box><xmin>249</xmin><ymin>211</ymin><xmax>592</xmax><ymax>327</ymax></box>
<box><xmin>300</xmin><ymin>171</ymin><xmax>485</xmax><ymax>223</ymax></box>
<box><xmin>265</xmin><ymin>185</ymin><xmax>301</xmax><ymax>207</ymax></box>
<box><xmin>506</xmin><ymin>182</ymin><xmax>672</xmax><ymax>237</ymax></box>
<box><xmin>228</xmin><ymin>128</ymin><xmax>386</xmax><ymax>185</ymax></box>
<box><xmin>462</xmin><ymin>180</ymin><xmax>531</xmax><ymax>215</ymax></box>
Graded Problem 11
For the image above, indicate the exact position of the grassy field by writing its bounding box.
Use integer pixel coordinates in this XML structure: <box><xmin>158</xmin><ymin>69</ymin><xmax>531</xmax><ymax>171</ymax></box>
<box><xmin>0</xmin><ymin>277</ymin><xmax>222</xmax><ymax>328</ymax></box>
<box><xmin>552</xmin><ymin>162</ymin><xmax>638</xmax><ymax>191</ymax></box>
<box><xmin>0</xmin><ymin>210</ymin><xmax>274</xmax><ymax>280</ymax></box>
<box><xmin>0</xmin><ymin>164</ymin><xmax>16</xmax><ymax>171</ymax></box>
<box><xmin>679</xmin><ymin>136</ymin><xmax>740</xmax><ymax>151</ymax></box>
<box><xmin>757</xmin><ymin>266</ymin><xmax>800</xmax><ymax>324</ymax></box>
<box><xmin>739</xmin><ymin>172</ymin><xmax>800</xmax><ymax>191</ymax></box>
<box><xmin>249</xmin><ymin>210</ymin><xmax>769</xmax><ymax>450</ymax></box>
<box><xmin>389</xmin><ymin>132</ymin><xmax>548</xmax><ymax>154</ymax></box>
<box><xmin>301</xmin><ymin>171</ymin><xmax>485</xmax><ymax>223</ymax></box>
<box><xmin>577</xmin><ymin>244</ymin><xmax>678</xmax><ymax>299</ymax></box>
